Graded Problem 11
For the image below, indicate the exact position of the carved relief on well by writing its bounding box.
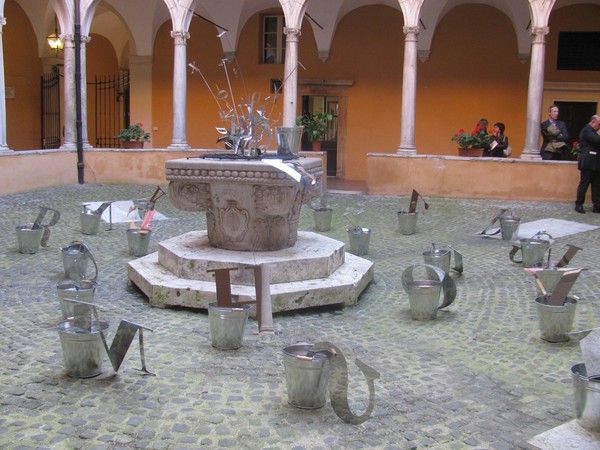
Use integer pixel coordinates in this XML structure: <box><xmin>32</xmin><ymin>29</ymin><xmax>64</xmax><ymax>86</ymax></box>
<box><xmin>218</xmin><ymin>200</ymin><xmax>250</xmax><ymax>243</ymax></box>
<box><xmin>254</xmin><ymin>185</ymin><xmax>293</xmax><ymax>215</ymax></box>
<box><xmin>252</xmin><ymin>216</ymin><xmax>289</xmax><ymax>251</ymax></box>
<box><xmin>168</xmin><ymin>181</ymin><xmax>211</xmax><ymax>211</ymax></box>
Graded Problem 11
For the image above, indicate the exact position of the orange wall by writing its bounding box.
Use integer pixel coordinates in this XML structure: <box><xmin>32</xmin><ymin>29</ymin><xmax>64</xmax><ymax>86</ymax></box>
<box><xmin>86</xmin><ymin>33</ymin><xmax>120</xmax><ymax>147</ymax></box>
<box><xmin>4</xmin><ymin>0</ymin><xmax>42</xmax><ymax>150</ymax></box>
<box><xmin>545</xmin><ymin>5</ymin><xmax>600</xmax><ymax>83</ymax></box>
<box><xmin>3</xmin><ymin>3</ymin><xmax>598</xmax><ymax>185</ymax></box>
<box><xmin>420</xmin><ymin>4</ymin><xmax>530</xmax><ymax>158</ymax></box>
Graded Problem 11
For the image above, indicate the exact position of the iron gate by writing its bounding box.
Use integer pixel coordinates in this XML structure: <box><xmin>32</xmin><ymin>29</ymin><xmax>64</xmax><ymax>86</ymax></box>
<box><xmin>94</xmin><ymin>70</ymin><xmax>130</xmax><ymax>148</ymax></box>
<box><xmin>41</xmin><ymin>66</ymin><xmax>61</xmax><ymax>149</ymax></box>
<box><xmin>40</xmin><ymin>69</ymin><xmax>130</xmax><ymax>149</ymax></box>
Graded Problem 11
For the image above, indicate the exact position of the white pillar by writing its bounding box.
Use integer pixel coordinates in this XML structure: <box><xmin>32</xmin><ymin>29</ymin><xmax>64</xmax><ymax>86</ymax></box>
<box><xmin>60</xmin><ymin>33</ymin><xmax>92</xmax><ymax>150</ymax></box>
<box><xmin>521</xmin><ymin>26</ymin><xmax>548</xmax><ymax>160</ymax></box>
<box><xmin>61</xmin><ymin>34</ymin><xmax>76</xmax><ymax>150</ymax></box>
<box><xmin>129</xmin><ymin>55</ymin><xmax>154</xmax><ymax>147</ymax></box>
<box><xmin>169</xmin><ymin>31</ymin><xmax>189</xmax><ymax>149</ymax></box>
<box><xmin>0</xmin><ymin>15</ymin><xmax>10</xmax><ymax>151</ymax></box>
<box><xmin>80</xmin><ymin>35</ymin><xmax>91</xmax><ymax>149</ymax></box>
<box><xmin>397</xmin><ymin>26</ymin><xmax>419</xmax><ymax>155</ymax></box>
<box><xmin>282</xmin><ymin>27</ymin><xmax>301</xmax><ymax>127</ymax></box>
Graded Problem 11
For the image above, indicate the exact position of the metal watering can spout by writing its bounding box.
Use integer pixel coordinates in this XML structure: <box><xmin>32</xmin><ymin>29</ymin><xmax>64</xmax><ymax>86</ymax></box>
<box><xmin>312</xmin><ymin>341</ymin><xmax>380</xmax><ymax>425</ymax></box>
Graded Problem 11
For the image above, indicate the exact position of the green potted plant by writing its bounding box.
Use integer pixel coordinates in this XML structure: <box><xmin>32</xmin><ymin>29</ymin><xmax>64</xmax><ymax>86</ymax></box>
<box><xmin>114</xmin><ymin>122</ymin><xmax>151</xmax><ymax>148</ymax></box>
<box><xmin>451</xmin><ymin>125</ymin><xmax>491</xmax><ymax>157</ymax></box>
<box><xmin>296</xmin><ymin>112</ymin><xmax>333</xmax><ymax>151</ymax></box>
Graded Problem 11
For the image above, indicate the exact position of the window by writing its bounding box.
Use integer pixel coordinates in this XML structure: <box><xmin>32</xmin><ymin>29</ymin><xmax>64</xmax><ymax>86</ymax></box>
<box><xmin>262</xmin><ymin>15</ymin><xmax>286</xmax><ymax>64</ymax></box>
<box><xmin>557</xmin><ymin>32</ymin><xmax>600</xmax><ymax>71</ymax></box>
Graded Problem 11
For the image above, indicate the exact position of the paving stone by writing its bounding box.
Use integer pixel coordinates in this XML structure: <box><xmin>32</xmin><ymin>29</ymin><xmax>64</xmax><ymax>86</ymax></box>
<box><xmin>0</xmin><ymin>184</ymin><xmax>598</xmax><ymax>448</ymax></box>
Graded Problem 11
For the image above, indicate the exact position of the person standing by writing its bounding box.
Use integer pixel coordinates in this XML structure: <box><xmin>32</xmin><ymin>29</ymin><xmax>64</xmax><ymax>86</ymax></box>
<box><xmin>483</xmin><ymin>122</ymin><xmax>508</xmax><ymax>158</ymax></box>
<box><xmin>574</xmin><ymin>115</ymin><xmax>600</xmax><ymax>213</ymax></box>
<box><xmin>541</xmin><ymin>104</ymin><xmax>569</xmax><ymax>160</ymax></box>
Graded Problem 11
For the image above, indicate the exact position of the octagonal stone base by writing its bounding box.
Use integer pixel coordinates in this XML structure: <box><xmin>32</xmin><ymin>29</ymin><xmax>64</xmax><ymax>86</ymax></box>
<box><xmin>128</xmin><ymin>231</ymin><xmax>374</xmax><ymax>316</ymax></box>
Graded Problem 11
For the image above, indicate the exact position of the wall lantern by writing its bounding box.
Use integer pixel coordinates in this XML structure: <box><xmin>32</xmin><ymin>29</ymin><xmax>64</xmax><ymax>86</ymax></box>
<box><xmin>47</xmin><ymin>18</ymin><xmax>64</xmax><ymax>54</ymax></box>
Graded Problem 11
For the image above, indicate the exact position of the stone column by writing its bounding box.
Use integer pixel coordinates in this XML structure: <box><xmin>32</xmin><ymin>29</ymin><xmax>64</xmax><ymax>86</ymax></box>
<box><xmin>282</xmin><ymin>27</ymin><xmax>301</xmax><ymax>127</ymax></box>
<box><xmin>521</xmin><ymin>26</ymin><xmax>549</xmax><ymax>160</ymax></box>
<box><xmin>397</xmin><ymin>26</ymin><xmax>419</xmax><ymax>155</ymax></box>
<box><xmin>61</xmin><ymin>34</ymin><xmax>76</xmax><ymax>150</ymax></box>
<box><xmin>169</xmin><ymin>31</ymin><xmax>189</xmax><ymax>149</ymax></box>
<box><xmin>79</xmin><ymin>35</ymin><xmax>91</xmax><ymax>149</ymax></box>
<box><xmin>60</xmin><ymin>33</ymin><xmax>92</xmax><ymax>150</ymax></box>
<box><xmin>0</xmin><ymin>16</ymin><xmax>10</xmax><ymax>151</ymax></box>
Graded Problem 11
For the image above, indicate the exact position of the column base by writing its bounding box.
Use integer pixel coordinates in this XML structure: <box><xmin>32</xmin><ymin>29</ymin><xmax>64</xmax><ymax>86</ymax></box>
<box><xmin>397</xmin><ymin>146</ymin><xmax>417</xmax><ymax>155</ymax></box>
<box><xmin>520</xmin><ymin>149</ymin><xmax>542</xmax><ymax>160</ymax></box>
<box><xmin>168</xmin><ymin>142</ymin><xmax>190</xmax><ymax>150</ymax></box>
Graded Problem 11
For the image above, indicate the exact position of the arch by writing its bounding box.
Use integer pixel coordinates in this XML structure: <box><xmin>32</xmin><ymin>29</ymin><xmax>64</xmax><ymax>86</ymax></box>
<box><xmin>420</xmin><ymin>0</ymin><xmax>530</xmax><ymax>62</ymax></box>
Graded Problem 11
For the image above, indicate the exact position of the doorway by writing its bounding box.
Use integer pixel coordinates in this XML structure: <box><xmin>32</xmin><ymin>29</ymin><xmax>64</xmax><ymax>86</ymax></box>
<box><xmin>298</xmin><ymin>80</ymin><xmax>352</xmax><ymax>180</ymax></box>
<box><xmin>300</xmin><ymin>95</ymin><xmax>338</xmax><ymax>176</ymax></box>
<box><xmin>555</xmin><ymin>101</ymin><xmax>597</xmax><ymax>161</ymax></box>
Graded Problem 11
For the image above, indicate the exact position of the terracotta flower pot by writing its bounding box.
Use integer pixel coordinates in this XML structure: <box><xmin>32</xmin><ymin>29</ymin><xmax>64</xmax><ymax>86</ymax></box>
<box><xmin>122</xmin><ymin>141</ymin><xmax>144</xmax><ymax>149</ymax></box>
<box><xmin>458</xmin><ymin>147</ymin><xmax>483</xmax><ymax>157</ymax></box>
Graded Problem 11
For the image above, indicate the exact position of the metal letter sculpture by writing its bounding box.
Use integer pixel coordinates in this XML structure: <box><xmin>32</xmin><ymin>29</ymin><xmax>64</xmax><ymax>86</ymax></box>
<box><xmin>64</xmin><ymin>299</ymin><xmax>155</xmax><ymax>375</ymax></box>
<box><xmin>31</xmin><ymin>206</ymin><xmax>61</xmax><ymax>246</ymax></box>
<box><xmin>309</xmin><ymin>342</ymin><xmax>380</xmax><ymax>424</ymax></box>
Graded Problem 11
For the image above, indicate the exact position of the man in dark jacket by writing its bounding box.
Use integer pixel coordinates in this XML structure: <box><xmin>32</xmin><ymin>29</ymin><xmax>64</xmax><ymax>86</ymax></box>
<box><xmin>541</xmin><ymin>104</ymin><xmax>569</xmax><ymax>160</ymax></box>
<box><xmin>575</xmin><ymin>115</ymin><xmax>600</xmax><ymax>213</ymax></box>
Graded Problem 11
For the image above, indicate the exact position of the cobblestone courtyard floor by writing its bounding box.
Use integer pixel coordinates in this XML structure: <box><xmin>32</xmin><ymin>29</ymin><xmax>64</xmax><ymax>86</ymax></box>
<box><xmin>1</xmin><ymin>183</ymin><xmax>599</xmax><ymax>449</ymax></box>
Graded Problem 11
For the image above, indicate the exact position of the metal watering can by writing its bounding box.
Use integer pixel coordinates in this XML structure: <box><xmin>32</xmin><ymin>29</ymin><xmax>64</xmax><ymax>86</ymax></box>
<box><xmin>401</xmin><ymin>264</ymin><xmax>457</xmax><ymax>320</ymax></box>
<box><xmin>57</xmin><ymin>299</ymin><xmax>154</xmax><ymax>378</ymax></box>
<box><xmin>80</xmin><ymin>202</ymin><xmax>111</xmax><ymax>235</ymax></box>
<box><xmin>509</xmin><ymin>231</ymin><xmax>552</xmax><ymax>268</ymax></box>
<box><xmin>61</xmin><ymin>241</ymin><xmax>98</xmax><ymax>282</ymax></box>
<box><xmin>422</xmin><ymin>243</ymin><xmax>464</xmax><ymax>274</ymax></box>
<box><xmin>15</xmin><ymin>206</ymin><xmax>61</xmax><ymax>254</ymax></box>
<box><xmin>282</xmin><ymin>342</ymin><xmax>380</xmax><ymax>424</ymax></box>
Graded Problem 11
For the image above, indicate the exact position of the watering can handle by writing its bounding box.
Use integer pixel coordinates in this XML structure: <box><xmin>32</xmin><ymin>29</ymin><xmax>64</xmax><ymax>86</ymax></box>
<box><xmin>509</xmin><ymin>245</ymin><xmax>522</xmax><ymax>264</ymax></box>
<box><xmin>76</xmin><ymin>241</ymin><xmax>98</xmax><ymax>281</ymax></box>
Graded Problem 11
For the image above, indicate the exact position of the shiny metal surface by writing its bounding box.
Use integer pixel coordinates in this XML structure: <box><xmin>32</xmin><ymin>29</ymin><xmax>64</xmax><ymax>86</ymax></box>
<box><xmin>208</xmin><ymin>303</ymin><xmax>250</xmax><ymax>350</ymax></box>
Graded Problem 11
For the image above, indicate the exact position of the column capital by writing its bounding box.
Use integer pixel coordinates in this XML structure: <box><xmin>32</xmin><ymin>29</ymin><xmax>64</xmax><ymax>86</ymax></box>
<box><xmin>60</xmin><ymin>34</ymin><xmax>90</xmax><ymax>45</ymax></box>
<box><xmin>403</xmin><ymin>26</ymin><xmax>420</xmax><ymax>36</ymax></box>
<box><xmin>283</xmin><ymin>27</ymin><xmax>301</xmax><ymax>42</ymax></box>
<box><xmin>171</xmin><ymin>31</ymin><xmax>189</xmax><ymax>45</ymax></box>
<box><xmin>531</xmin><ymin>26</ymin><xmax>549</xmax><ymax>43</ymax></box>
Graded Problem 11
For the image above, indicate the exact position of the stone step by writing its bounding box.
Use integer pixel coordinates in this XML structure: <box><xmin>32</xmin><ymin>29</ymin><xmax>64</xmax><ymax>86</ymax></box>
<box><xmin>157</xmin><ymin>231</ymin><xmax>345</xmax><ymax>285</ymax></box>
<box><xmin>128</xmin><ymin>233</ymin><xmax>374</xmax><ymax>316</ymax></box>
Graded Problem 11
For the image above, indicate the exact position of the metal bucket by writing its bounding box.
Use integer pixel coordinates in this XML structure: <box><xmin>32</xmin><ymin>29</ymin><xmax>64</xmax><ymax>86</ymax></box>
<box><xmin>535</xmin><ymin>295</ymin><xmax>577</xmax><ymax>342</ymax></box>
<box><xmin>510</xmin><ymin>238</ymin><xmax>550</xmax><ymax>268</ymax></box>
<box><xmin>398</xmin><ymin>212</ymin><xmax>418</xmax><ymax>235</ymax></box>
<box><xmin>127</xmin><ymin>229</ymin><xmax>152</xmax><ymax>257</ymax></box>
<box><xmin>56</xmin><ymin>280</ymin><xmax>97</xmax><ymax>319</ymax></box>
<box><xmin>80</xmin><ymin>211</ymin><xmax>102</xmax><ymax>235</ymax></box>
<box><xmin>283</xmin><ymin>343</ymin><xmax>331</xmax><ymax>409</ymax></box>
<box><xmin>275</xmin><ymin>126</ymin><xmax>303</xmax><ymax>156</ymax></box>
<box><xmin>208</xmin><ymin>303</ymin><xmax>250</xmax><ymax>350</ymax></box>
<box><xmin>571</xmin><ymin>363</ymin><xmax>600</xmax><ymax>432</ymax></box>
<box><xmin>347</xmin><ymin>227</ymin><xmax>371</xmax><ymax>256</ymax></box>
<box><xmin>15</xmin><ymin>224</ymin><xmax>43</xmax><ymax>254</ymax></box>
<box><xmin>499</xmin><ymin>215</ymin><xmax>520</xmax><ymax>241</ymax></box>
<box><xmin>57</xmin><ymin>319</ymin><xmax>109</xmax><ymax>378</ymax></box>
<box><xmin>61</xmin><ymin>242</ymin><xmax>98</xmax><ymax>282</ymax></box>
<box><xmin>405</xmin><ymin>280</ymin><xmax>442</xmax><ymax>321</ymax></box>
<box><xmin>313</xmin><ymin>208</ymin><xmax>333</xmax><ymax>232</ymax></box>
<box><xmin>532</xmin><ymin>267</ymin><xmax>573</xmax><ymax>296</ymax></box>
<box><xmin>422</xmin><ymin>248</ymin><xmax>451</xmax><ymax>274</ymax></box>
